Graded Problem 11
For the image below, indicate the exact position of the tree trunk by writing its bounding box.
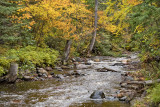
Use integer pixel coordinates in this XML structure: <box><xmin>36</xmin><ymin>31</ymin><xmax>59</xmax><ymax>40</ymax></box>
<box><xmin>87</xmin><ymin>0</ymin><xmax>98</xmax><ymax>55</ymax></box>
<box><xmin>63</xmin><ymin>40</ymin><xmax>72</xmax><ymax>64</ymax></box>
<box><xmin>5</xmin><ymin>63</ymin><xmax>18</xmax><ymax>83</ymax></box>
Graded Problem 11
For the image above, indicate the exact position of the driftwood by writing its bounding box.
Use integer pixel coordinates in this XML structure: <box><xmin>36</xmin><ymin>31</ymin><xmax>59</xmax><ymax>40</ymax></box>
<box><xmin>2</xmin><ymin>63</ymin><xmax>18</xmax><ymax>83</ymax></box>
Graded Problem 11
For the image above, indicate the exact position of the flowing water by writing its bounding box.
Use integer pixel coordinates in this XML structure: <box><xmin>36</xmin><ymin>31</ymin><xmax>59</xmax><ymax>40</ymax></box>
<box><xmin>0</xmin><ymin>55</ymin><xmax>138</xmax><ymax>107</ymax></box>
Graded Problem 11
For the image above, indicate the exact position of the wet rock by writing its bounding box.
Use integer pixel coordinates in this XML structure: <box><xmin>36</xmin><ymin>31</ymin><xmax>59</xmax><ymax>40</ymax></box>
<box><xmin>33</xmin><ymin>77</ymin><xmax>39</xmax><ymax>81</ymax></box>
<box><xmin>122</xmin><ymin>59</ymin><xmax>131</xmax><ymax>64</ymax></box>
<box><xmin>50</xmin><ymin>72</ymin><xmax>55</xmax><ymax>76</ymax></box>
<box><xmin>121</xmin><ymin>72</ymin><xmax>128</xmax><ymax>76</ymax></box>
<box><xmin>85</xmin><ymin>60</ymin><xmax>94</xmax><ymax>65</ymax></box>
<box><xmin>37</xmin><ymin>68</ymin><xmax>49</xmax><ymax>77</ymax></box>
<box><xmin>56</xmin><ymin>74</ymin><xmax>64</xmax><ymax>79</ymax></box>
<box><xmin>38</xmin><ymin>73</ymin><xmax>48</xmax><ymax>78</ymax></box>
<box><xmin>119</xmin><ymin>96</ymin><xmax>127</xmax><ymax>101</ymax></box>
<box><xmin>23</xmin><ymin>76</ymin><xmax>34</xmax><ymax>81</ymax></box>
<box><xmin>117</xmin><ymin>93</ymin><xmax>124</xmax><ymax>98</ymax></box>
<box><xmin>71</xmin><ymin>71</ymin><xmax>85</xmax><ymax>77</ymax></box>
<box><xmin>94</xmin><ymin>58</ymin><xmax>100</xmax><ymax>62</ymax></box>
<box><xmin>45</xmin><ymin>67</ymin><xmax>53</xmax><ymax>71</ymax></box>
<box><xmin>48</xmin><ymin>75</ymin><xmax>53</xmax><ymax>78</ymax></box>
<box><xmin>97</xmin><ymin>67</ymin><xmax>119</xmax><ymax>72</ymax></box>
<box><xmin>85</xmin><ymin>62</ymin><xmax>91</xmax><ymax>65</ymax></box>
<box><xmin>11</xmin><ymin>99</ymin><xmax>22</xmax><ymax>104</ymax></box>
<box><xmin>90</xmin><ymin>90</ymin><xmax>105</xmax><ymax>99</ymax></box>
<box><xmin>106</xmin><ymin>96</ymin><xmax>118</xmax><ymax>101</ymax></box>
<box><xmin>97</xmin><ymin>68</ymin><xmax>108</xmax><ymax>72</ymax></box>
<box><xmin>92</xmin><ymin>56</ymin><xmax>101</xmax><ymax>62</ymax></box>
<box><xmin>112</xmin><ymin>63</ymin><xmax>125</xmax><ymax>66</ymax></box>
<box><xmin>72</xmin><ymin>57</ymin><xmax>83</xmax><ymax>62</ymax></box>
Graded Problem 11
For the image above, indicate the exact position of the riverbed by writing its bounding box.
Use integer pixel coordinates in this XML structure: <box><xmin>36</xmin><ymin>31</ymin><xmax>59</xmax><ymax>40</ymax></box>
<box><xmin>0</xmin><ymin>54</ymin><xmax>138</xmax><ymax>107</ymax></box>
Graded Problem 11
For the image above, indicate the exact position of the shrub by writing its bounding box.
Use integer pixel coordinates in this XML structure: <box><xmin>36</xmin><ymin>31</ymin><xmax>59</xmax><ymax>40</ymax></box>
<box><xmin>0</xmin><ymin>46</ymin><xmax>59</xmax><ymax>76</ymax></box>
<box><xmin>148</xmin><ymin>84</ymin><xmax>160</xmax><ymax>103</ymax></box>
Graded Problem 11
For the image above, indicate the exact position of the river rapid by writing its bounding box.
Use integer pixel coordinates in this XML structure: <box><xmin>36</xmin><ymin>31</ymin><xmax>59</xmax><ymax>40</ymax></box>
<box><xmin>0</xmin><ymin>54</ymin><xmax>138</xmax><ymax>107</ymax></box>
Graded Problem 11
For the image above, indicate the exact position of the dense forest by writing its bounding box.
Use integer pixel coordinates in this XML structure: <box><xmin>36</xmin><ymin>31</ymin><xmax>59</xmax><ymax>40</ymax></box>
<box><xmin>0</xmin><ymin>0</ymin><xmax>160</xmax><ymax>106</ymax></box>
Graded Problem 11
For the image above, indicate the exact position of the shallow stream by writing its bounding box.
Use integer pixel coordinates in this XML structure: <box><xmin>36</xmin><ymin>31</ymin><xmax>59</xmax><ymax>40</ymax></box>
<box><xmin>0</xmin><ymin>54</ymin><xmax>138</xmax><ymax>107</ymax></box>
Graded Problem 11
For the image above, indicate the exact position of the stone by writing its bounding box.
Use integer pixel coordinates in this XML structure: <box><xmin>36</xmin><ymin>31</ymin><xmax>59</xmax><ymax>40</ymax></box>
<box><xmin>50</xmin><ymin>72</ymin><xmax>55</xmax><ymax>76</ymax></box>
<box><xmin>56</xmin><ymin>74</ymin><xmax>64</xmax><ymax>79</ymax></box>
<box><xmin>61</xmin><ymin>66</ymin><xmax>70</xmax><ymax>69</ymax></box>
<box><xmin>37</xmin><ymin>68</ymin><xmax>49</xmax><ymax>76</ymax></box>
<box><xmin>106</xmin><ymin>96</ymin><xmax>118</xmax><ymax>101</ymax></box>
<box><xmin>97</xmin><ymin>68</ymin><xmax>108</xmax><ymax>72</ymax></box>
<box><xmin>117</xmin><ymin>93</ymin><xmax>124</xmax><ymax>98</ymax></box>
<box><xmin>71</xmin><ymin>71</ymin><xmax>85</xmax><ymax>77</ymax></box>
<box><xmin>54</xmin><ymin>67</ymin><xmax>63</xmax><ymax>71</ymax></box>
<box><xmin>85</xmin><ymin>60</ymin><xmax>93</xmax><ymax>65</ymax></box>
<box><xmin>75</xmin><ymin>57</ymin><xmax>82</xmax><ymax>62</ymax></box>
<box><xmin>23</xmin><ymin>76</ymin><xmax>34</xmax><ymax>81</ymax></box>
<box><xmin>48</xmin><ymin>75</ymin><xmax>53</xmax><ymax>78</ymax></box>
<box><xmin>85</xmin><ymin>62</ymin><xmax>91</xmax><ymax>65</ymax></box>
<box><xmin>45</xmin><ymin>67</ymin><xmax>53</xmax><ymax>71</ymax></box>
<box><xmin>90</xmin><ymin>90</ymin><xmax>105</xmax><ymax>99</ymax></box>
<box><xmin>94</xmin><ymin>58</ymin><xmax>100</xmax><ymax>62</ymax></box>
<box><xmin>122</xmin><ymin>59</ymin><xmax>131</xmax><ymax>64</ymax></box>
<box><xmin>119</xmin><ymin>96</ymin><xmax>127</xmax><ymax>101</ymax></box>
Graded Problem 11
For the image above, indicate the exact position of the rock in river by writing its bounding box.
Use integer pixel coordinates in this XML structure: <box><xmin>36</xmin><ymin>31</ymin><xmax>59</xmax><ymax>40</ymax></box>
<box><xmin>37</xmin><ymin>68</ymin><xmax>49</xmax><ymax>78</ymax></box>
<box><xmin>90</xmin><ymin>90</ymin><xmax>105</xmax><ymax>99</ymax></box>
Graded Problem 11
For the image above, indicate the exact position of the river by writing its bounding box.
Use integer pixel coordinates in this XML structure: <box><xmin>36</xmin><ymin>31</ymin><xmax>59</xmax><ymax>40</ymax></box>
<box><xmin>0</xmin><ymin>54</ymin><xmax>138</xmax><ymax>107</ymax></box>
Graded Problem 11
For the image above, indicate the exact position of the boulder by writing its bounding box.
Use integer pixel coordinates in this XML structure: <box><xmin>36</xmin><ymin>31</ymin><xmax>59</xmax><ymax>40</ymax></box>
<box><xmin>37</xmin><ymin>68</ymin><xmax>48</xmax><ymax>77</ymax></box>
<box><xmin>90</xmin><ymin>90</ymin><xmax>105</xmax><ymax>99</ymax></box>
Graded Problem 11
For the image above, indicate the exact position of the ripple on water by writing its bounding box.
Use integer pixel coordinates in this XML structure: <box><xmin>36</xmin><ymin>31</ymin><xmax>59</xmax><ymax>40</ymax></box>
<box><xmin>0</xmin><ymin>55</ymin><xmax>137</xmax><ymax>107</ymax></box>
